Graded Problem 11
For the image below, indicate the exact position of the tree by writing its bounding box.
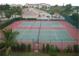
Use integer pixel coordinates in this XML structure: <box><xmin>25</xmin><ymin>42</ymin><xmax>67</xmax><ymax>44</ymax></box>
<box><xmin>73</xmin><ymin>45</ymin><xmax>79</xmax><ymax>53</ymax></box>
<box><xmin>0</xmin><ymin>4</ymin><xmax>10</xmax><ymax>11</ymax></box>
<box><xmin>62</xmin><ymin>4</ymin><xmax>73</xmax><ymax>16</ymax></box>
<box><xmin>47</xmin><ymin>6</ymin><xmax>54</xmax><ymax>14</ymax></box>
<box><xmin>4</xmin><ymin>9</ymin><xmax>13</xmax><ymax>18</ymax></box>
<box><xmin>11</xmin><ymin>6</ymin><xmax>22</xmax><ymax>18</ymax></box>
<box><xmin>47</xmin><ymin>5</ymin><xmax>64</xmax><ymax>14</ymax></box>
<box><xmin>42</xmin><ymin>44</ymin><xmax>45</xmax><ymax>52</ymax></box>
<box><xmin>0</xmin><ymin>4</ymin><xmax>22</xmax><ymax>19</ymax></box>
<box><xmin>45</xmin><ymin>44</ymin><xmax>50</xmax><ymax>53</ymax></box>
<box><xmin>2</xmin><ymin>29</ymin><xmax>18</xmax><ymax>55</ymax></box>
<box><xmin>16</xmin><ymin>7</ymin><xmax>22</xmax><ymax>17</ymax></box>
<box><xmin>0</xmin><ymin>4</ymin><xmax>12</xmax><ymax>18</ymax></box>
<box><xmin>53</xmin><ymin>5</ymin><xmax>61</xmax><ymax>13</ymax></box>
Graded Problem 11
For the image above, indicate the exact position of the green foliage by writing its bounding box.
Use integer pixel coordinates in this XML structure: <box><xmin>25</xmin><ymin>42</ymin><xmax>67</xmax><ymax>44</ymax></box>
<box><xmin>12</xmin><ymin>43</ymin><xmax>31</xmax><ymax>52</ymax></box>
<box><xmin>64</xmin><ymin>46</ymin><xmax>73</xmax><ymax>53</ymax></box>
<box><xmin>62</xmin><ymin>4</ymin><xmax>73</xmax><ymax>15</ymax></box>
<box><xmin>0</xmin><ymin>29</ymin><xmax>18</xmax><ymax>55</ymax></box>
<box><xmin>73</xmin><ymin>45</ymin><xmax>79</xmax><ymax>53</ymax></box>
<box><xmin>0</xmin><ymin>4</ymin><xmax>10</xmax><ymax>11</ymax></box>
<box><xmin>41</xmin><ymin>44</ymin><xmax>60</xmax><ymax>56</ymax></box>
<box><xmin>12</xmin><ymin>43</ymin><xmax>27</xmax><ymax>52</ymax></box>
<box><xmin>48</xmin><ymin>46</ymin><xmax>60</xmax><ymax>56</ymax></box>
<box><xmin>0</xmin><ymin>43</ymin><xmax>5</xmax><ymax>49</ymax></box>
<box><xmin>27</xmin><ymin>44</ymin><xmax>31</xmax><ymax>52</ymax></box>
<box><xmin>0</xmin><ymin>17</ymin><xmax>38</xmax><ymax>30</ymax></box>
<box><xmin>0</xmin><ymin>17</ymin><xmax>26</xmax><ymax>29</ymax></box>
<box><xmin>47</xmin><ymin>5</ymin><xmax>63</xmax><ymax>14</ymax></box>
<box><xmin>0</xmin><ymin>4</ymin><xmax>22</xmax><ymax>18</ymax></box>
<box><xmin>42</xmin><ymin>44</ymin><xmax>46</xmax><ymax>52</ymax></box>
<box><xmin>26</xmin><ymin>18</ymin><xmax>37</xmax><ymax>20</ymax></box>
<box><xmin>64</xmin><ymin>45</ymin><xmax>79</xmax><ymax>54</ymax></box>
<box><xmin>4</xmin><ymin>9</ymin><xmax>13</xmax><ymax>18</ymax></box>
<box><xmin>53</xmin><ymin>5</ymin><xmax>62</xmax><ymax>13</ymax></box>
<box><xmin>45</xmin><ymin>44</ymin><xmax>50</xmax><ymax>53</ymax></box>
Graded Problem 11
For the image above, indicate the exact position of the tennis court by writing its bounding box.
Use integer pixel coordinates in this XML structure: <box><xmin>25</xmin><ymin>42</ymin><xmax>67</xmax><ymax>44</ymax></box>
<box><xmin>10</xmin><ymin>20</ymin><xmax>78</xmax><ymax>49</ymax></box>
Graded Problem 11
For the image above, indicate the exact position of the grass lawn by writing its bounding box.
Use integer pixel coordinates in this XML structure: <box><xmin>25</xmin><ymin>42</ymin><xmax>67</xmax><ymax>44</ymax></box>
<box><xmin>9</xmin><ymin>52</ymin><xmax>79</xmax><ymax>56</ymax></box>
<box><xmin>0</xmin><ymin>51</ymin><xmax>79</xmax><ymax>56</ymax></box>
<box><xmin>10</xmin><ymin>52</ymin><xmax>49</xmax><ymax>56</ymax></box>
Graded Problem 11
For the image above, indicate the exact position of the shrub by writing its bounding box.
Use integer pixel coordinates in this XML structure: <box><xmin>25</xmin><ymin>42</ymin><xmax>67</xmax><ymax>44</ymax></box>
<box><xmin>0</xmin><ymin>17</ymin><xmax>26</xmax><ymax>29</ymax></box>
<box><xmin>45</xmin><ymin>44</ymin><xmax>50</xmax><ymax>53</ymax></box>
<box><xmin>64</xmin><ymin>46</ymin><xmax>73</xmax><ymax>53</ymax></box>
<box><xmin>73</xmin><ymin>45</ymin><xmax>79</xmax><ymax>53</ymax></box>
<box><xmin>41</xmin><ymin>44</ymin><xmax>46</xmax><ymax>52</ymax></box>
<box><xmin>27</xmin><ymin>44</ymin><xmax>31</xmax><ymax>52</ymax></box>
<box><xmin>26</xmin><ymin>18</ymin><xmax>37</xmax><ymax>20</ymax></box>
<box><xmin>12</xmin><ymin>43</ymin><xmax>27</xmax><ymax>52</ymax></box>
<box><xmin>0</xmin><ymin>43</ymin><xmax>6</xmax><ymax>56</ymax></box>
<box><xmin>0</xmin><ymin>43</ymin><xmax>5</xmax><ymax>49</ymax></box>
<box><xmin>42</xmin><ymin>44</ymin><xmax>60</xmax><ymax>55</ymax></box>
<box><xmin>48</xmin><ymin>46</ymin><xmax>60</xmax><ymax>56</ymax></box>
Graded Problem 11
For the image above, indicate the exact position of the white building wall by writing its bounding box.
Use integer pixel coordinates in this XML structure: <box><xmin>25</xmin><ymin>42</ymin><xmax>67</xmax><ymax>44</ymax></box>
<box><xmin>22</xmin><ymin>8</ymin><xmax>52</xmax><ymax>20</ymax></box>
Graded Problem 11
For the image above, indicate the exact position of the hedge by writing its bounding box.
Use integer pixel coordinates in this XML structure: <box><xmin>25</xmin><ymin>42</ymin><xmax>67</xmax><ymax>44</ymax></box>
<box><xmin>0</xmin><ymin>17</ymin><xmax>37</xmax><ymax>29</ymax></box>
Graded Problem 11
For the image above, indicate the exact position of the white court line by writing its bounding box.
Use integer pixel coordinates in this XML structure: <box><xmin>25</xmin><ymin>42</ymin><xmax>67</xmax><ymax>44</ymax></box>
<box><xmin>54</xmin><ymin>30</ymin><xmax>58</xmax><ymax>41</ymax></box>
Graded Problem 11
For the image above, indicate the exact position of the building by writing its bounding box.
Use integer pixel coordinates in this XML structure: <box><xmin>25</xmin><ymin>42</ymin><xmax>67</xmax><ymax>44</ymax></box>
<box><xmin>24</xmin><ymin>3</ymin><xmax>51</xmax><ymax>10</ymax></box>
<box><xmin>22</xmin><ymin>8</ymin><xmax>52</xmax><ymax>20</ymax></box>
<box><xmin>10</xmin><ymin>4</ymin><xmax>23</xmax><ymax>8</ymax></box>
<box><xmin>52</xmin><ymin>13</ymin><xmax>65</xmax><ymax>20</ymax></box>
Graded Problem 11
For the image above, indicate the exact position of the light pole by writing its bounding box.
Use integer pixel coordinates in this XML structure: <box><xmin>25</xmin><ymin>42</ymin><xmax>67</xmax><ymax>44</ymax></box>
<box><xmin>76</xmin><ymin>7</ymin><xmax>79</xmax><ymax>45</ymax></box>
<box><xmin>37</xmin><ymin>21</ymin><xmax>41</xmax><ymax>52</ymax></box>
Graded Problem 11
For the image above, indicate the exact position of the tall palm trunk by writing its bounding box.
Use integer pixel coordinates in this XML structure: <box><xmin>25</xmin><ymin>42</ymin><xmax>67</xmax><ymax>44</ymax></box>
<box><xmin>5</xmin><ymin>47</ymin><xmax>11</xmax><ymax>56</ymax></box>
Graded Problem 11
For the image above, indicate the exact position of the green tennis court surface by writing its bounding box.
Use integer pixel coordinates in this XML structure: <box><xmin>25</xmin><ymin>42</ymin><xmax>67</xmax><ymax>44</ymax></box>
<box><xmin>39</xmin><ymin>29</ymin><xmax>74</xmax><ymax>42</ymax></box>
<box><xmin>41</xmin><ymin>21</ymin><xmax>63</xmax><ymax>27</ymax></box>
<box><xmin>20</xmin><ymin>21</ymin><xmax>63</xmax><ymax>27</ymax></box>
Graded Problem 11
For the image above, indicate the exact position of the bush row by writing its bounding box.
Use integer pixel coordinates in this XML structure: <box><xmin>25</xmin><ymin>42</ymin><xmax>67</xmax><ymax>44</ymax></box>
<box><xmin>11</xmin><ymin>43</ymin><xmax>31</xmax><ymax>52</ymax></box>
<box><xmin>41</xmin><ymin>44</ymin><xmax>79</xmax><ymax>55</ymax></box>
<box><xmin>0</xmin><ymin>17</ymin><xmax>37</xmax><ymax>29</ymax></box>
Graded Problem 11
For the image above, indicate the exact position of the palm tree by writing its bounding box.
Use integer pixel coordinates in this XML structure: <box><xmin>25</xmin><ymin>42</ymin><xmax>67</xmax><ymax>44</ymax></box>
<box><xmin>2</xmin><ymin>29</ymin><xmax>18</xmax><ymax>55</ymax></box>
